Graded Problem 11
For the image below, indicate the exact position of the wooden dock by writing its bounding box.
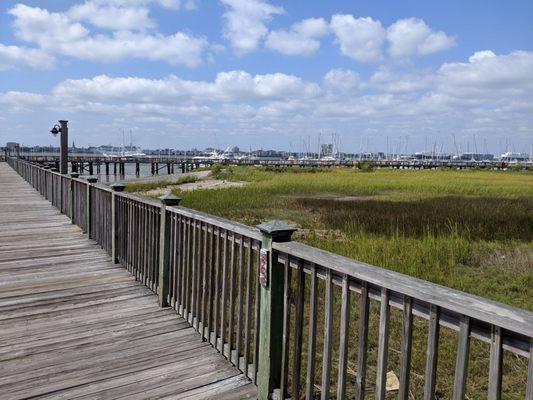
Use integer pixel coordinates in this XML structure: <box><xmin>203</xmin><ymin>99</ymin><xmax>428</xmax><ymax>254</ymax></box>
<box><xmin>0</xmin><ymin>163</ymin><xmax>256</xmax><ymax>399</ymax></box>
<box><xmin>4</xmin><ymin>157</ymin><xmax>533</xmax><ymax>399</ymax></box>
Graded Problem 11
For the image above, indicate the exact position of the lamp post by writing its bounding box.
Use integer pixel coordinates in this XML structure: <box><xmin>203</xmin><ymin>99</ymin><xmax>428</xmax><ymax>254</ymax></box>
<box><xmin>50</xmin><ymin>120</ymin><xmax>69</xmax><ymax>175</ymax></box>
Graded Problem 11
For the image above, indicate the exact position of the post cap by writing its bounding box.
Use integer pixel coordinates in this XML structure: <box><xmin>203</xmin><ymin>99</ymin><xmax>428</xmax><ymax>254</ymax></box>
<box><xmin>257</xmin><ymin>220</ymin><xmax>297</xmax><ymax>242</ymax></box>
<box><xmin>86</xmin><ymin>177</ymin><xmax>98</xmax><ymax>183</ymax></box>
<box><xmin>70</xmin><ymin>173</ymin><xmax>79</xmax><ymax>178</ymax></box>
<box><xmin>159</xmin><ymin>193</ymin><xmax>182</xmax><ymax>206</ymax></box>
<box><xmin>110</xmin><ymin>182</ymin><xmax>126</xmax><ymax>192</ymax></box>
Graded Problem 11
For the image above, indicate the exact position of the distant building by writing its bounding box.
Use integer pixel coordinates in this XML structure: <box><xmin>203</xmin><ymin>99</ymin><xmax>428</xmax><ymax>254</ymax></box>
<box><xmin>6</xmin><ymin>142</ymin><xmax>20</xmax><ymax>155</ymax></box>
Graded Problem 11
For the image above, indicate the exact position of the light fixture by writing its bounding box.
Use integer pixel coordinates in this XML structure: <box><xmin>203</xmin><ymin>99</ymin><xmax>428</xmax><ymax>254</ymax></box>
<box><xmin>50</xmin><ymin>124</ymin><xmax>61</xmax><ymax>136</ymax></box>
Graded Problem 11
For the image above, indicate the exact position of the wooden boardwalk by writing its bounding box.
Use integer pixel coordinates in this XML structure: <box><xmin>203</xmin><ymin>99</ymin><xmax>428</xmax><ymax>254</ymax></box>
<box><xmin>0</xmin><ymin>163</ymin><xmax>256</xmax><ymax>400</ymax></box>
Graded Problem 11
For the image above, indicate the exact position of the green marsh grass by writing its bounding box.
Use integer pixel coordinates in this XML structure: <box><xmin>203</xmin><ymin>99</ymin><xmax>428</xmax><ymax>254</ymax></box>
<box><xmin>133</xmin><ymin>166</ymin><xmax>533</xmax><ymax>397</ymax></box>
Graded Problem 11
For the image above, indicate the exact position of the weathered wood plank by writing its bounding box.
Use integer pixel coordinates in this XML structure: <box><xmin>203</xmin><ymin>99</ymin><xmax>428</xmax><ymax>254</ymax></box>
<box><xmin>0</xmin><ymin>162</ymin><xmax>256</xmax><ymax>400</ymax></box>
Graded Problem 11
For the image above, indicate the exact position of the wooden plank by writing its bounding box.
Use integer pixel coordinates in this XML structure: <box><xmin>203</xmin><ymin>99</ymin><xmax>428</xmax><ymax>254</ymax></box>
<box><xmin>453</xmin><ymin>315</ymin><xmax>471</xmax><ymax>400</ymax></box>
<box><xmin>321</xmin><ymin>268</ymin><xmax>333</xmax><ymax>400</ymax></box>
<box><xmin>0</xmin><ymin>162</ymin><xmax>258</xmax><ymax>400</ymax></box>
<box><xmin>488</xmin><ymin>325</ymin><xmax>503</xmax><ymax>400</ymax></box>
<box><xmin>243</xmin><ymin>237</ymin><xmax>253</xmax><ymax>376</ymax></box>
<box><xmin>280</xmin><ymin>256</ymin><xmax>291</xmax><ymax>398</ymax></box>
<box><xmin>305</xmin><ymin>263</ymin><xmax>318</xmax><ymax>400</ymax></box>
<box><xmin>236</xmin><ymin>234</ymin><xmax>245</xmax><ymax>366</ymax></box>
<box><xmin>355</xmin><ymin>281</ymin><xmax>369</xmax><ymax>400</ymax></box>
<box><xmin>337</xmin><ymin>274</ymin><xmax>350</xmax><ymax>400</ymax></box>
<box><xmin>376</xmin><ymin>288</ymin><xmax>390</xmax><ymax>400</ymax></box>
<box><xmin>424</xmin><ymin>304</ymin><xmax>440</xmax><ymax>400</ymax></box>
<box><xmin>526</xmin><ymin>339</ymin><xmax>533</xmax><ymax>400</ymax></box>
<box><xmin>399</xmin><ymin>296</ymin><xmax>413</xmax><ymax>400</ymax></box>
<box><xmin>292</xmin><ymin>258</ymin><xmax>305</xmax><ymax>399</ymax></box>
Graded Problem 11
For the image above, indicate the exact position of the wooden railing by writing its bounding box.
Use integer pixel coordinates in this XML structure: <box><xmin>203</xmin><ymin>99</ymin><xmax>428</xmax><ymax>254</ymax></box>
<box><xmin>6</xmin><ymin>157</ymin><xmax>533</xmax><ymax>400</ymax></box>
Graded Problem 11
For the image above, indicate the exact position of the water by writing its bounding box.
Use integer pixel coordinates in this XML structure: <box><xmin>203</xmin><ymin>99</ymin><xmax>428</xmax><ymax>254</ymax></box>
<box><xmin>74</xmin><ymin>163</ymin><xmax>182</xmax><ymax>184</ymax></box>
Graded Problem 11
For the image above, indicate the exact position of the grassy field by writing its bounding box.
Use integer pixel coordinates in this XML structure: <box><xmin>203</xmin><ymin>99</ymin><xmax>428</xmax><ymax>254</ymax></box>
<box><xmin>132</xmin><ymin>166</ymin><xmax>533</xmax><ymax>398</ymax></box>
<box><xmin>174</xmin><ymin>166</ymin><xmax>533</xmax><ymax>309</ymax></box>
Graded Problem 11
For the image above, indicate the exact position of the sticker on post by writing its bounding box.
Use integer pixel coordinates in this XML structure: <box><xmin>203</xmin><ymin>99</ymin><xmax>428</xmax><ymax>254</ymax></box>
<box><xmin>259</xmin><ymin>248</ymin><xmax>269</xmax><ymax>287</ymax></box>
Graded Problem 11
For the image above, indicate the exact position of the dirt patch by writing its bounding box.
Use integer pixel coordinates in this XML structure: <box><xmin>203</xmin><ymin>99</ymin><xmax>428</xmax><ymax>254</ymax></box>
<box><xmin>178</xmin><ymin>179</ymin><xmax>246</xmax><ymax>192</ymax></box>
<box><xmin>144</xmin><ymin>178</ymin><xmax>246</xmax><ymax>196</ymax></box>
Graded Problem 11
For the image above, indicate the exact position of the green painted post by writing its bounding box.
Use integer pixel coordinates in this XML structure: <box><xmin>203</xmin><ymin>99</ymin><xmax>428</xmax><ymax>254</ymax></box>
<box><xmin>110</xmin><ymin>182</ymin><xmax>125</xmax><ymax>264</ymax></box>
<box><xmin>158</xmin><ymin>194</ymin><xmax>182</xmax><ymax>307</ymax></box>
<box><xmin>256</xmin><ymin>220</ymin><xmax>297</xmax><ymax>400</ymax></box>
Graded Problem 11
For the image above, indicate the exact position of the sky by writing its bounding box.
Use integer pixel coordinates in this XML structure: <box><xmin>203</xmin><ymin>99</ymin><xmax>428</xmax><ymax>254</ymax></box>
<box><xmin>0</xmin><ymin>0</ymin><xmax>532</xmax><ymax>154</ymax></box>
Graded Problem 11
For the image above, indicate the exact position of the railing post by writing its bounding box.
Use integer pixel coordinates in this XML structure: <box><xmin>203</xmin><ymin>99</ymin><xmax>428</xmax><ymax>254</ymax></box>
<box><xmin>110</xmin><ymin>183</ymin><xmax>125</xmax><ymax>264</ymax></box>
<box><xmin>86</xmin><ymin>178</ymin><xmax>98</xmax><ymax>236</ymax></box>
<box><xmin>70</xmin><ymin>173</ymin><xmax>79</xmax><ymax>223</ymax></box>
<box><xmin>158</xmin><ymin>194</ymin><xmax>182</xmax><ymax>307</ymax></box>
<box><xmin>256</xmin><ymin>220</ymin><xmax>297</xmax><ymax>400</ymax></box>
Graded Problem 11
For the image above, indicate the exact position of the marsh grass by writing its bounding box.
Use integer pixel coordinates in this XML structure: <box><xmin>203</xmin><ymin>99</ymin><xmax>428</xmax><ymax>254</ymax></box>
<box><xmin>294</xmin><ymin>196</ymin><xmax>533</xmax><ymax>241</ymax></box>
<box><xmin>129</xmin><ymin>166</ymin><xmax>532</xmax><ymax>397</ymax></box>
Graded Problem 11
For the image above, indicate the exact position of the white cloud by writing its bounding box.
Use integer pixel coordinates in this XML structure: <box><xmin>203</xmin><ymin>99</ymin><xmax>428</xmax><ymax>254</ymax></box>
<box><xmin>52</xmin><ymin>71</ymin><xmax>321</xmax><ymax>103</ymax></box>
<box><xmin>387</xmin><ymin>18</ymin><xmax>455</xmax><ymax>58</ymax></box>
<box><xmin>220</xmin><ymin>0</ymin><xmax>284</xmax><ymax>53</ymax></box>
<box><xmin>67</xmin><ymin>2</ymin><xmax>155</xmax><ymax>31</ymax></box>
<box><xmin>265</xmin><ymin>18</ymin><xmax>329</xmax><ymax>56</ymax></box>
<box><xmin>66</xmin><ymin>0</ymin><xmax>196</xmax><ymax>31</ymax></box>
<box><xmin>0</xmin><ymin>44</ymin><xmax>52</xmax><ymax>70</ymax></box>
<box><xmin>10</xmin><ymin>4</ymin><xmax>89</xmax><ymax>49</ymax></box>
<box><xmin>437</xmin><ymin>50</ymin><xmax>533</xmax><ymax>97</ymax></box>
<box><xmin>330</xmin><ymin>14</ymin><xmax>385</xmax><ymax>63</ymax></box>
<box><xmin>2</xmin><ymin>51</ymin><xmax>532</xmax><ymax>150</ymax></box>
<box><xmin>0</xmin><ymin>91</ymin><xmax>49</xmax><ymax>111</ymax></box>
<box><xmin>8</xmin><ymin>3</ymin><xmax>207</xmax><ymax>67</ymax></box>
<box><xmin>323</xmin><ymin>69</ymin><xmax>361</xmax><ymax>93</ymax></box>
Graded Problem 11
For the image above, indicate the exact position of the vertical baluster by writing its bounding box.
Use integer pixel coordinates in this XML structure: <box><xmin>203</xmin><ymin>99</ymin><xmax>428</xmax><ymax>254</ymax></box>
<box><xmin>143</xmin><ymin>204</ymin><xmax>148</xmax><ymax>285</ymax></box>
<box><xmin>195</xmin><ymin>220</ymin><xmax>202</xmax><ymax>329</ymax></box>
<box><xmin>191</xmin><ymin>219</ymin><xmax>198</xmax><ymax>327</ymax></box>
<box><xmin>305</xmin><ymin>263</ymin><xmax>318</xmax><ymax>400</ymax></box>
<box><xmin>337</xmin><ymin>274</ymin><xmax>350</xmax><ymax>400</ymax></box>
<box><xmin>399</xmin><ymin>296</ymin><xmax>413</xmax><ymax>400</ymax></box>
<box><xmin>526</xmin><ymin>339</ymin><xmax>533</xmax><ymax>400</ymax></box>
<box><xmin>253</xmin><ymin>241</ymin><xmax>261</xmax><ymax>384</ymax></box>
<box><xmin>186</xmin><ymin>218</ymin><xmax>193</xmax><ymax>320</ymax></box>
<box><xmin>180</xmin><ymin>216</ymin><xmax>187</xmax><ymax>316</ymax></box>
<box><xmin>220</xmin><ymin>229</ymin><xmax>228</xmax><ymax>355</ymax></box>
<box><xmin>280</xmin><ymin>256</ymin><xmax>291</xmax><ymax>398</ymax></box>
<box><xmin>424</xmin><ymin>305</ymin><xmax>440</xmax><ymax>400</ymax></box>
<box><xmin>174</xmin><ymin>215</ymin><xmax>182</xmax><ymax>310</ymax></box>
<box><xmin>201</xmin><ymin>221</ymin><xmax>209</xmax><ymax>339</ymax></box>
<box><xmin>321</xmin><ymin>268</ymin><xmax>333</xmax><ymax>400</ymax></box>
<box><xmin>208</xmin><ymin>225</ymin><xmax>215</xmax><ymax>342</ymax></box>
<box><xmin>488</xmin><ymin>325</ymin><xmax>503</xmax><ymax>400</ymax></box>
<box><xmin>168</xmin><ymin>213</ymin><xmax>175</xmax><ymax>306</ymax></box>
<box><xmin>228</xmin><ymin>232</ymin><xmax>237</xmax><ymax>362</ymax></box>
<box><xmin>355</xmin><ymin>281</ymin><xmax>369</xmax><ymax>400</ymax></box>
<box><xmin>376</xmin><ymin>288</ymin><xmax>390</xmax><ymax>400</ymax></box>
<box><xmin>244</xmin><ymin>237</ymin><xmax>253</xmax><ymax>377</ymax></box>
<box><xmin>292</xmin><ymin>259</ymin><xmax>305</xmax><ymax>399</ymax></box>
<box><xmin>236</xmin><ymin>234</ymin><xmax>245</xmax><ymax>368</ymax></box>
<box><xmin>453</xmin><ymin>315</ymin><xmax>471</xmax><ymax>400</ymax></box>
<box><xmin>212</xmin><ymin>228</ymin><xmax>221</xmax><ymax>346</ymax></box>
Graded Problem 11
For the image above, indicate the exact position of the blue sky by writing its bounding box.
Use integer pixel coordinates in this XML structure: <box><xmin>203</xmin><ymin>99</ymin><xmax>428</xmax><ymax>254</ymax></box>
<box><xmin>0</xmin><ymin>0</ymin><xmax>532</xmax><ymax>153</ymax></box>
